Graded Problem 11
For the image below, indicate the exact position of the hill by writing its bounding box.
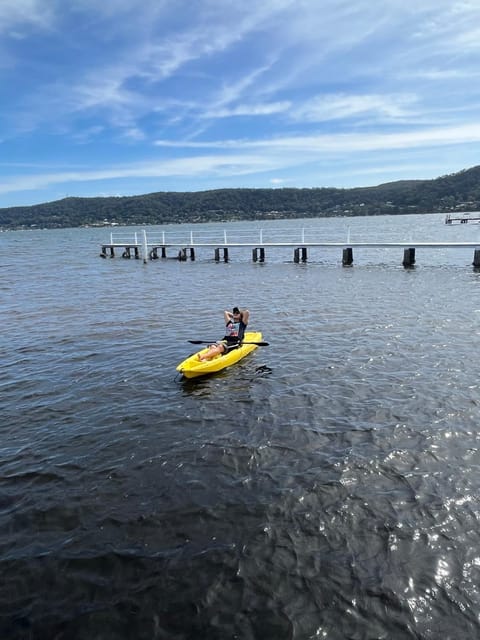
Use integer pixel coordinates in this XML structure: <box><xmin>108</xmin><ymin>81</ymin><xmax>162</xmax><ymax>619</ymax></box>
<box><xmin>1</xmin><ymin>165</ymin><xmax>480</xmax><ymax>230</ymax></box>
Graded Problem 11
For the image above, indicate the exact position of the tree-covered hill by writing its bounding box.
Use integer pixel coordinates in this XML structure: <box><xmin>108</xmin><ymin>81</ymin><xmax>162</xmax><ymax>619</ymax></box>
<box><xmin>2</xmin><ymin>165</ymin><xmax>480</xmax><ymax>230</ymax></box>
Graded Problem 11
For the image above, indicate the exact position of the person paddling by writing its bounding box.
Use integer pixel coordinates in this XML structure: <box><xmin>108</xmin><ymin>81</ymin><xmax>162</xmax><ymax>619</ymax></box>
<box><xmin>198</xmin><ymin>307</ymin><xmax>250</xmax><ymax>361</ymax></box>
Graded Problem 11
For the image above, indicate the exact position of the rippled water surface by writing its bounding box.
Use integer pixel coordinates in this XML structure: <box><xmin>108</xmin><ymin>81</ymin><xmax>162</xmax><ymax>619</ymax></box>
<box><xmin>2</xmin><ymin>214</ymin><xmax>480</xmax><ymax>639</ymax></box>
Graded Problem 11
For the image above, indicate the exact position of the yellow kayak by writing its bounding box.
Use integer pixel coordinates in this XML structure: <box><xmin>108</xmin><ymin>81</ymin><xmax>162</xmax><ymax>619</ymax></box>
<box><xmin>176</xmin><ymin>332</ymin><xmax>263</xmax><ymax>379</ymax></box>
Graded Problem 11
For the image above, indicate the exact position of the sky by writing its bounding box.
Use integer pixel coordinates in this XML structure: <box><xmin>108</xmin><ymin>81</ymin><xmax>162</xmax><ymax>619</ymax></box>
<box><xmin>1</xmin><ymin>0</ymin><xmax>480</xmax><ymax>208</ymax></box>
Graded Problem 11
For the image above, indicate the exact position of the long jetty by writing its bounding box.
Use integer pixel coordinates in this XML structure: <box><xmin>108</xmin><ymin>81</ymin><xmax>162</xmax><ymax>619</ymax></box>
<box><xmin>100</xmin><ymin>229</ymin><xmax>480</xmax><ymax>268</ymax></box>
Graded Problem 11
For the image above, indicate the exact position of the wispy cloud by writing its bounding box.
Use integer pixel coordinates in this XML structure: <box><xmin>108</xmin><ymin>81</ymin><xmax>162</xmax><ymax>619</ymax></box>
<box><xmin>290</xmin><ymin>94</ymin><xmax>418</xmax><ymax>123</ymax></box>
<box><xmin>154</xmin><ymin>122</ymin><xmax>480</xmax><ymax>153</ymax></box>
<box><xmin>0</xmin><ymin>0</ymin><xmax>56</xmax><ymax>31</ymax></box>
<box><xmin>201</xmin><ymin>101</ymin><xmax>291</xmax><ymax>119</ymax></box>
<box><xmin>3</xmin><ymin>122</ymin><xmax>480</xmax><ymax>198</ymax></box>
<box><xmin>2</xmin><ymin>1</ymin><xmax>480</xmax><ymax>206</ymax></box>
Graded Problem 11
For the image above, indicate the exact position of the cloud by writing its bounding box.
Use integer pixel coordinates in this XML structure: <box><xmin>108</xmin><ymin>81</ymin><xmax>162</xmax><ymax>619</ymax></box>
<box><xmin>0</xmin><ymin>153</ymin><xmax>282</xmax><ymax>196</ymax></box>
<box><xmin>0</xmin><ymin>0</ymin><xmax>56</xmax><ymax>31</ymax></box>
<box><xmin>202</xmin><ymin>101</ymin><xmax>291</xmax><ymax>119</ymax></box>
<box><xmin>2</xmin><ymin>0</ymin><xmax>480</xmax><ymax>206</ymax></box>
<box><xmin>4</xmin><ymin>3</ymin><xmax>293</xmax><ymax>135</ymax></box>
<box><xmin>4</xmin><ymin>1</ymin><xmax>480</xmax><ymax>136</ymax></box>
<box><xmin>290</xmin><ymin>94</ymin><xmax>418</xmax><ymax>123</ymax></box>
<box><xmin>3</xmin><ymin>121</ymin><xmax>480</xmax><ymax>198</ymax></box>
<box><xmin>153</xmin><ymin>122</ymin><xmax>480</xmax><ymax>153</ymax></box>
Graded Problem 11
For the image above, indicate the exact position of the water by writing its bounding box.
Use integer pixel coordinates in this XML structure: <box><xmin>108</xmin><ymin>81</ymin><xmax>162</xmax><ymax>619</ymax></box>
<box><xmin>1</xmin><ymin>213</ymin><xmax>480</xmax><ymax>639</ymax></box>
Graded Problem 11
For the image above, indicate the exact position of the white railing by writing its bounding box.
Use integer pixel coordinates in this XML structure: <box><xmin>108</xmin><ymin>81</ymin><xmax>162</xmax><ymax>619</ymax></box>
<box><xmin>109</xmin><ymin>228</ymin><xmax>336</xmax><ymax>246</ymax></box>
<box><xmin>107</xmin><ymin>227</ymin><xmax>480</xmax><ymax>248</ymax></box>
<box><xmin>103</xmin><ymin>227</ymin><xmax>480</xmax><ymax>266</ymax></box>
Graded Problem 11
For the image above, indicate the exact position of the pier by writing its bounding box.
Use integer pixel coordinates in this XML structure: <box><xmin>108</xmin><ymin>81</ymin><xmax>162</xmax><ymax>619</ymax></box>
<box><xmin>100</xmin><ymin>229</ymin><xmax>480</xmax><ymax>268</ymax></box>
<box><xmin>445</xmin><ymin>213</ymin><xmax>480</xmax><ymax>224</ymax></box>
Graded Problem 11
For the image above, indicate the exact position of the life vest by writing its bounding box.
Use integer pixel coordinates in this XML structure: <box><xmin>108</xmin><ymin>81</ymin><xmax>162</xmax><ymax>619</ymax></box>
<box><xmin>224</xmin><ymin>316</ymin><xmax>247</xmax><ymax>341</ymax></box>
<box><xmin>225</xmin><ymin>319</ymin><xmax>240</xmax><ymax>338</ymax></box>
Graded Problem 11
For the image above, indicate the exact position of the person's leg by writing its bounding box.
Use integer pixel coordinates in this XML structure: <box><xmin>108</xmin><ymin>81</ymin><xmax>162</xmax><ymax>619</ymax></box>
<box><xmin>198</xmin><ymin>342</ymin><xmax>225</xmax><ymax>361</ymax></box>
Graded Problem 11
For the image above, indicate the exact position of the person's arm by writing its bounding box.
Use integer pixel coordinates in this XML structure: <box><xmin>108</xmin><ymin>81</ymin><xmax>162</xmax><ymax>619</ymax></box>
<box><xmin>237</xmin><ymin>309</ymin><xmax>249</xmax><ymax>341</ymax></box>
<box><xmin>224</xmin><ymin>310</ymin><xmax>233</xmax><ymax>324</ymax></box>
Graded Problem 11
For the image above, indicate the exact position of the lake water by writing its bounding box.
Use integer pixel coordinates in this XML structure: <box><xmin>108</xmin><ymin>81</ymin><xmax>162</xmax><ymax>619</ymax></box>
<box><xmin>2</xmin><ymin>213</ymin><xmax>480</xmax><ymax>639</ymax></box>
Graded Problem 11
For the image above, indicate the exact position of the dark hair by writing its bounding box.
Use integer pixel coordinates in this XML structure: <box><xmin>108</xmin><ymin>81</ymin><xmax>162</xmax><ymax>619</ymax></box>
<box><xmin>232</xmin><ymin>306</ymin><xmax>240</xmax><ymax>314</ymax></box>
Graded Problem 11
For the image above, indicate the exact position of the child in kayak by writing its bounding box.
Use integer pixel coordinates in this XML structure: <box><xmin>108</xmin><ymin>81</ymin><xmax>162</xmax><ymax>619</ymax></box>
<box><xmin>198</xmin><ymin>307</ymin><xmax>250</xmax><ymax>361</ymax></box>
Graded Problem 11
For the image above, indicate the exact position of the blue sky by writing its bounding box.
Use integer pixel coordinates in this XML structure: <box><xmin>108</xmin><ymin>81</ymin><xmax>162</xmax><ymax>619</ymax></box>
<box><xmin>2</xmin><ymin>0</ymin><xmax>480</xmax><ymax>208</ymax></box>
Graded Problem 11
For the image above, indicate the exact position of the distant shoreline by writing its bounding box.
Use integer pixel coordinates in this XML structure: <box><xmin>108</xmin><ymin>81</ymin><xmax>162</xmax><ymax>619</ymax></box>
<box><xmin>1</xmin><ymin>165</ymin><xmax>479</xmax><ymax>230</ymax></box>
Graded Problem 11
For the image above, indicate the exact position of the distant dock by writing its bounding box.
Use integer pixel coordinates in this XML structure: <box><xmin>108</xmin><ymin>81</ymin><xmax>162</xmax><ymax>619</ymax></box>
<box><xmin>445</xmin><ymin>213</ymin><xmax>480</xmax><ymax>224</ymax></box>
<box><xmin>100</xmin><ymin>228</ymin><xmax>480</xmax><ymax>268</ymax></box>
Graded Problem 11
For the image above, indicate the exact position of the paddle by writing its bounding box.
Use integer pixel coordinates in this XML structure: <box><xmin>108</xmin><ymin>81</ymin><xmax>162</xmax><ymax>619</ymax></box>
<box><xmin>188</xmin><ymin>340</ymin><xmax>269</xmax><ymax>346</ymax></box>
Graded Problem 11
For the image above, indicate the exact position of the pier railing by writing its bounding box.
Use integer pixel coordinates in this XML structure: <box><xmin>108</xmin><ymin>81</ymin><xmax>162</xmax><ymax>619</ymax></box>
<box><xmin>101</xmin><ymin>228</ymin><xmax>480</xmax><ymax>268</ymax></box>
<box><xmin>109</xmin><ymin>228</ymin><xmax>330</xmax><ymax>246</ymax></box>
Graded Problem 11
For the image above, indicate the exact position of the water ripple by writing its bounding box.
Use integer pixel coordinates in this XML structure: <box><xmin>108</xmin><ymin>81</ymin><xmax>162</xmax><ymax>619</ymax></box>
<box><xmin>1</xmin><ymin>218</ymin><xmax>480</xmax><ymax>638</ymax></box>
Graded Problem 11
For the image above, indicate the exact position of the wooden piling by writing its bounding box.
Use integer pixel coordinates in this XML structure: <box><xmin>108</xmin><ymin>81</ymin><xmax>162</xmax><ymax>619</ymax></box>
<box><xmin>473</xmin><ymin>249</ymin><xmax>480</xmax><ymax>268</ymax></box>
<box><xmin>149</xmin><ymin>246</ymin><xmax>169</xmax><ymax>259</ymax></box>
<box><xmin>215</xmin><ymin>248</ymin><xmax>228</xmax><ymax>262</ymax></box>
<box><xmin>294</xmin><ymin>247</ymin><xmax>307</xmax><ymax>262</ymax></box>
<box><xmin>121</xmin><ymin>246</ymin><xmax>140</xmax><ymax>259</ymax></box>
<box><xmin>342</xmin><ymin>247</ymin><xmax>353</xmax><ymax>266</ymax></box>
<box><xmin>100</xmin><ymin>246</ymin><xmax>112</xmax><ymax>258</ymax></box>
<box><xmin>253</xmin><ymin>247</ymin><xmax>265</xmax><ymax>262</ymax></box>
<box><xmin>402</xmin><ymin>247</ymin><xmax>416</xmax><ymax>267</ymax></box>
